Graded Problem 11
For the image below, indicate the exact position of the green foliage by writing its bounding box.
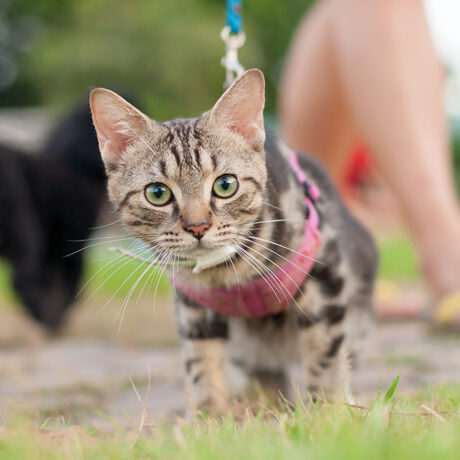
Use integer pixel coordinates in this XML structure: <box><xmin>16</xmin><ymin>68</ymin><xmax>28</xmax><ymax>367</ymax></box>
<box><xmin>1</xmin><ymin>0</ymin><xmax>313</xmax><ymax>118</ymax></box>
<box><xmin>1</xmin><ymin>386</ymin><xmax>460</xmax><ymax>460</ymax></box>
<box><xmin>377</xmin><ymin>233</ymin><xmax>420</xmax><ymax>281</ymax></box>
<box><xmin>383</xmin><ymin>375</ymin><xmax>400</xmax><ymax>404</ymax></box>
<box><xmin>451</xmin><ymin>118</ymin><xmax>460</xmax><ymax>193</ymax></box>
<box><xmin>0</xmin><ymin>260</ymin><xmax>18</xmax><ymax>307</ymax></box>
<box><xmin>83</xmin><ymin>247</ymin><xmax>171</xmax><ymax>299</ymax></box>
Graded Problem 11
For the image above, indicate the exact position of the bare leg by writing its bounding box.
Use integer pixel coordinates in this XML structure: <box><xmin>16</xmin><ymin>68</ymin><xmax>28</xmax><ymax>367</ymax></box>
<box><xmin>280</xmin><ymin>0</ymin><xmax>460</xmax><ymax>300</ymax></box>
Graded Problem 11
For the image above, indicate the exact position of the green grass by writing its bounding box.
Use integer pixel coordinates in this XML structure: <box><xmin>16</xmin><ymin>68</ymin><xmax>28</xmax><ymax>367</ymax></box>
<box><xmin>377</xmin><ymin>233</ymin><xmax>420</xmax><ymax>281</ymax></box>
<box><xmin>0</xmin><ymin>260</ymin><xmax>17</xmax><ymax>307</ymax></box>
<box><xmin>83</xmin><ymin>248</ymin><xmax>172</xmax><ymax>298</ymax></box>
<box><xmin>1</xmin><ymin>384</ymin><xmax>460</xmax><ymax>460</ymax></box>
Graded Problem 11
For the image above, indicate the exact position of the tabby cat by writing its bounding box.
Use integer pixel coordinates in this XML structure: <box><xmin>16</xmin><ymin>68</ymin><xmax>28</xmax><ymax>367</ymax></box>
<box><xmin>90</xmin><ymin>69</ymin><xmax>377</xmax><ymax>415</ymax></box>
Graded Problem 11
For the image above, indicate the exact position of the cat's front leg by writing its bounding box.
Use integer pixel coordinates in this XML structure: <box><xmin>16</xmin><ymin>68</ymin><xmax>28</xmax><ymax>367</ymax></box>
<box><xmin>297</xmin><ymin>310</ymin><xmax>350</xmax><ymax>401</ymax></box>
<box><xmin>176</xmin><ymin>294</ymin><xmax>229</xmax><ymax>417</ymax></box>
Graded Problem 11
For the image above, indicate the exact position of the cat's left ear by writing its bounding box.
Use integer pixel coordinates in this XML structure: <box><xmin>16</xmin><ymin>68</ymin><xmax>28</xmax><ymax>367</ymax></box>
<box><xmin>209</xmin><ymin>68</ymin><xmax>265</xmax><ymax>151</ymax></box>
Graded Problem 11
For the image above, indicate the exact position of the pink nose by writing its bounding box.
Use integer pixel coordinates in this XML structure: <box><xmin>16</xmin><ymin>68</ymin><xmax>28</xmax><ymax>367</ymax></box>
<box><xmin>184</xmin><ymin>222</ymin><xmax>210</xmax><ymax>240</ymax></box>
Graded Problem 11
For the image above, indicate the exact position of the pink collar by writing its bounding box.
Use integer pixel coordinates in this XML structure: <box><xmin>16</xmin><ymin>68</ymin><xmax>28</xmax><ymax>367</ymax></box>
<box><xmin>173</xmin><ymin>149</ymin><xmax>321</xmax><ymax>317</ymax></box>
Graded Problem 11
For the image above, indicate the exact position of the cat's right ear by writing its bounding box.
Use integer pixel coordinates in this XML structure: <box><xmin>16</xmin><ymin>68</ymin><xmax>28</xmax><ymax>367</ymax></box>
<box><xmin>90</xmin><ymin>89</ymin><xmax>154</xmax><ymax>171</ymax></box>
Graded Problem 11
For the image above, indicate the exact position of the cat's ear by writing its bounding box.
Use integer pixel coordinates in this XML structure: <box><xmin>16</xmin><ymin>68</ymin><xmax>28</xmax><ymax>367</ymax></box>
<box><xmin>90</xmin><ymin>88</ymin><xmax>155</xmax><ymax>170</ymax></box>
<box><xmin>209</xmin><ymin>68</ymin><xmax>265</xmax><ymax>151</ymax></box>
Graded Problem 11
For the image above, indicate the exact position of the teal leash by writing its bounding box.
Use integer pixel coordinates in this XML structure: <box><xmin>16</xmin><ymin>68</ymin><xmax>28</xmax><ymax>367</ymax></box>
<box><xmin>226</xmin><ymin>0</ymin><xmax>242</xmax><ymax>34</ymax></box>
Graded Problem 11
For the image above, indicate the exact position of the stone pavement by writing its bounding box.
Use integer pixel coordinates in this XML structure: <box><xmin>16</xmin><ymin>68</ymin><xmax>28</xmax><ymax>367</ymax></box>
<box><xmin>1</xmin><ymin>310</ymin><xmax>459</xmax><ymax>429</ymax></box>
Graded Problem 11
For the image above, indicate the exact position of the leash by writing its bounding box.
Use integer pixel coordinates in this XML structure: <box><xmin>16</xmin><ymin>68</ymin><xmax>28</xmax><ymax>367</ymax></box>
<box><xmin>221</xmin><ymin>0</ymin><xmax>246</xmax><ymax>89</ymax></box>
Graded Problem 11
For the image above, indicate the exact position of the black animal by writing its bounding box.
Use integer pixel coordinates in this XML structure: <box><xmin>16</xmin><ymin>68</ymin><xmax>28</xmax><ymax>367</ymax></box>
<box><xmin>0</xmin><ymin>102</ymin><xmax>106</xmax><ymax>329</ymax></box>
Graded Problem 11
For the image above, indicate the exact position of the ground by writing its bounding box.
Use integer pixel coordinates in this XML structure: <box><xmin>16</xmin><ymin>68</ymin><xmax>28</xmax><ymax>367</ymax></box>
<box><xmin>1</xmin><ymin>290</ymin><xmax>460</xmax><ymax>430</ymax></box>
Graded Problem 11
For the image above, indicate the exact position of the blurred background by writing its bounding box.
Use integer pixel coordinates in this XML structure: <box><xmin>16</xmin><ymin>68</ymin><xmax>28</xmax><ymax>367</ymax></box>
<box><xmin>0</xmin><ymin>0</ymin><xmax>460</xmax><ymax>427</ymax></box>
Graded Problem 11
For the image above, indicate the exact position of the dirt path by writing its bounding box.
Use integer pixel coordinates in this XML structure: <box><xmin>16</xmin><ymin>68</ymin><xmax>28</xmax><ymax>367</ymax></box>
<box><xmin>1</xmin><ymin>302</ymin><xmax>459</xmax><ymax>429</ymax></box>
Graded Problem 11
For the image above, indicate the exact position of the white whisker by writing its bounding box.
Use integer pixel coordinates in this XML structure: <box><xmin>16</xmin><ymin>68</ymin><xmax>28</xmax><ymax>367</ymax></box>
<box><xmin>89</xmin><ymin>218</ymin><xmax>121</xmax><ymax>230</ymax></box>
<box><xmin>229</xmin><ymin>242</ymin><xmax>284</xmax><ymax>303</ymax></box>
<box><xmin>235</xmin><ymin>240</ymin><xmax>309</xmax><ymax>314</ymax></box>
<box><xmin>246</xmin><ymin>234</ymin><xmax>325</xmax><ymax>266</ymax></box>
<box><xmin>116</xmin><ymin>251</ymin><xmax>159</xmax><ymax>333</ymax></box>
<box><xmin>236</xmin><ymin>218</ymin><xmax>295</xmax><ymax>226</ymax></box>
<box><xmin>235</xmin><ymin>234</ymin><xmax>316</xmax><ymax>279</ymax></box>
<box><xmin>231</xmin><ymin>242</ymin><xmax>290</xmax><ymax>302</ymax></box>
<box><xmin>153</xmin><ymin>250</ymin><xmax>174</xmax><ymax>312</ymax></box>
<box><xmin>84</xmin><ymin>244</ymin><xmax>156</xmax><ymax>304</ymax></box>
<box><xmin>94</xmin><ymin>245</ymin><xmax>161</xmax><ymax>313</ymax></box>
<box><xmin>261</xmin><ymin>200</ymin><xmax>284</xmax><ymax>212</ymax></box>
<box><xmin>64</xmin><ymin>237</ymin><xmax>135</xmax><ymax>258</ymax></box>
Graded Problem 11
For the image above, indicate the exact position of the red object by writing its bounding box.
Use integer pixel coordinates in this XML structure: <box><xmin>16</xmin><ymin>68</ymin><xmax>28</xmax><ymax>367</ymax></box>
<box><xmin>345</xmin><ymin>144</ymin><xmax>373</xmax><ymax>187</ymax></box>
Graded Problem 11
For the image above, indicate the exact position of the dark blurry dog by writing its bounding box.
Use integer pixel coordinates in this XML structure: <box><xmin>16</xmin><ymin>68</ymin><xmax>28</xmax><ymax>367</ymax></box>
<box><xmin>0</xmin><ymin>102</ymin><xmax>106</xmax><ymax>329</ymax></box>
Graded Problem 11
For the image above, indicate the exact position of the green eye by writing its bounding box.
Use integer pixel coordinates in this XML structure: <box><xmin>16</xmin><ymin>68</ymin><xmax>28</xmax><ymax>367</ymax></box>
<box><xmin>213</xmin><ymin>174</ymin><xmax>238</xmax><ymax>198</ymax></box>
<box><xmin>145</xmin><ymin>183</ymin><xmax>172</xmax><ymax>206</ymax></box>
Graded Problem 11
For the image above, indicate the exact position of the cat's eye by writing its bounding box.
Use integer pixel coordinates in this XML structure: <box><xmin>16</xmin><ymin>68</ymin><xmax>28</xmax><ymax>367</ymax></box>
<box><xmin>145</xmin><ymin>183</ymin><xmax>172</xmax><ymax>206</ymax></box>
<box><xmin>213</xmin><ymin>174</ymin><xmax>238</xmax><ymax>198</ymax></box>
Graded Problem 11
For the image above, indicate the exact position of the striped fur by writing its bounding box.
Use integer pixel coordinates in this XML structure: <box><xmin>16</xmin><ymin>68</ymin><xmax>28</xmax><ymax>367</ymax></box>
<box><xmin>90</xmin><ymin>70</ymin><xmax>378</xmax><ymax>416</ymax></box>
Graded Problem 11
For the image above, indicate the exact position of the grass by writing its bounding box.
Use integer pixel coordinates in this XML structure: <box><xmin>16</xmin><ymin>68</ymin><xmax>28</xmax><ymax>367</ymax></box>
<box><xmin>377</xmin><ymin>233</ymin><xmax>420</xmax><ymax>281</ymax></box>
<box><xmin>1</xmin><ymin>383</ymin><xmax>460</xmax><ymax>460</ymax></box>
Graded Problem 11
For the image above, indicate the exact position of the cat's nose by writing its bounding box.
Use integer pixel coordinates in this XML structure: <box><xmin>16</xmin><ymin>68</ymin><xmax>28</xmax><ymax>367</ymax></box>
<box><xmin>184</xmin><ymin>222</ymin><xmax>211</xmax><ymax>240</ymax></box>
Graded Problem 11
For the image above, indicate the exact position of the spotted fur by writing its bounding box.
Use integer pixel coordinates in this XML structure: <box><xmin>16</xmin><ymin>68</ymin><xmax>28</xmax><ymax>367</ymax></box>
<box><xmin>90</xmin><ymin>69</ymin><xmax>378</xmax><ymax>415</ymax></box>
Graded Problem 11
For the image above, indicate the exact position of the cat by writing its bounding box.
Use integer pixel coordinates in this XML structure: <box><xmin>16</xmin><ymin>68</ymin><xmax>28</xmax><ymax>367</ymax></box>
<box><xmin>90</xmin><ymin>69</ymin><xmax>377</xmax><ymax>415</ymax></box>
<box><xmin>0</xmin><ymin>101</ymin><xmax>106</xmax><ymax>329</ymax></box>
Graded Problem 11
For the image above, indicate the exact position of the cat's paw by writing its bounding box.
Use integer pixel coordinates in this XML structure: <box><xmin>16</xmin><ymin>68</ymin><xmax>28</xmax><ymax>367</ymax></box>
<box><xmin>186</xmin><ymin>396</ymin><xmax>229</xmax><ymax>419</ymax></box>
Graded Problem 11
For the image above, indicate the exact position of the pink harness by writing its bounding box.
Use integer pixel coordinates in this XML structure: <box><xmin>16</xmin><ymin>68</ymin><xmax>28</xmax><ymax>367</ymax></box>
<box><xmin>173</xmin><ymin>150</ymin><xmax>321</xmax><ymax>317</ymax></box>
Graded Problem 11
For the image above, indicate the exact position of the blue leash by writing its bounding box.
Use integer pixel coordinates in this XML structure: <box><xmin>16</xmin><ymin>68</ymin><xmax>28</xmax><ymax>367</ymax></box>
<box><xmin>226</xmin><ymin>0</ymin><xmax>242</xmax><ymax>34</ymax></box>
<box><xmin>221</xmin><ymin>0</ymin><xmax>245</xmax><ymax>88</ymax></box>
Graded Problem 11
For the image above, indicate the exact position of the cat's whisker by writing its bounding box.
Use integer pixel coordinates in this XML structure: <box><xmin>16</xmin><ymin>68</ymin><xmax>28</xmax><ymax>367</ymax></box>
<box><xmin>92</xmin><ymin>245</ymin><xmax>162</xmax><ymax>312</ymax></box>
<box><xmin>245</xmin><ymin>234</ymin><xmax>325</xmax><ymax>266</ymax></box>
<box><xmin>171</xmin><ymin>252</ymin><xmax>179</xmax><ymax>299</ymax></box>
<box><xmin>113</xmin><ymin>246</ymin><xmax>164</xmax><ymax>314</ymax></box>
<box><xmin>145</xmin><ymin>252</ymin><xmax>167</xmax><ymax>300</ymax></box>
<box><xmin>230</xmin><ymin>241</ymin><xmax>292</xmax><ymax>304</ymax></box>
<box><xmin>236</xmin><ymin>218</ymin><xmax>295</xmax><ymax>226</ymax></box>
<box><xmin>145</xmin><ymin>249</ymin><xmax>170</xmax><ymax>313</ymax></box>
<box><xmin>115</xmin><ymin>251</ymin><xmax>159</xmax><ymax>333</ymax></box>
<box><xmin>89</xmin><ymin>218</ymin><xmax>122</xmax><ymax>230</ymax></box>
<box><xmin>69</xmin><ymin>235</ymin><xmax>132</xmax><ymax>243</ymax></box>
<box><xmin>235</xmin><ymin>234</ymin><xmax>316</xmax><ymax>280</ymax></box>
<box><xmin>76</xmin><ymin>252</ymin><xmax>126</xmax><ymax>299</ymax></box>
<box><xmin>64</xmin><ymin>237</ymin><xmax>135</xmax><ymax>258</ymax></box>
<box><xmin>135</xmin><ymin>247</ymin><xmax>168</xmax><ymax>304</ymax></box>
<box><xmin>223</xmin><ymin>245</ymin><xmax>240</xmax><ymax>288</ymax></box>
<box><xmin>228</xmin><ymin>242</ymin><xmax>285</xmax><ymax>303</ymax></box>
<box><xmin>239</xmin><ymin>249</ymin><xmax>289</xmax><ymax>304</ymax></box>
<box><xmin>83</xmin><ymin>244</ymin><xmax>156</xmax><ymax>304</ymax></box>
<box><xmin>228</xmin><ymin>254</ymin><xmax>241</xmax><ymax>289</ymax></box>
<box><xmin>261</xmin><ymin>200</ymin><xmax>284</xmax><ymax>212</ymax></box>
<box><xmin>153</xmin><ymin>250</ymin><xmax>174</xmax><ymax>313</ymax></box>
<box><xmin>236</xmin><ymin>240</ymin><xmax>307</xmax><ymax>310</ymax></box>
<box><xmin>100</xmin><ymin>258</ymin><xmax>151</xmax><ymax>317</ymax></box>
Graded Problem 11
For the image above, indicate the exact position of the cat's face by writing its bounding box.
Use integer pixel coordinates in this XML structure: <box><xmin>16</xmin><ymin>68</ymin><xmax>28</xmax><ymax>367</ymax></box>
<box><xmin>90</xmin><ymin>69</ymin><xmax>267</xmax><ymax>260</ymax></box>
